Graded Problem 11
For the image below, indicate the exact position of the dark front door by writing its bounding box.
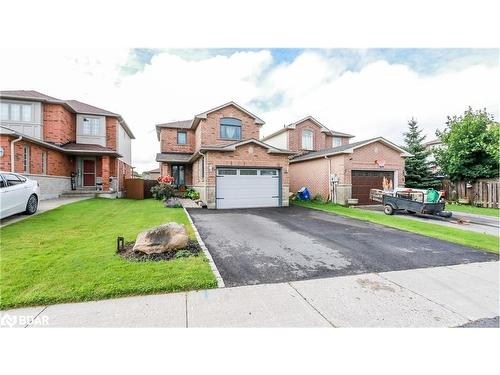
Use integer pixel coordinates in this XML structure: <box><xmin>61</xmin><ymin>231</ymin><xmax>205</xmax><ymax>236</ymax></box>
<box><xmin>172</xmin><ymin>165</ymin><xmax>185</xmax><ymax>186</ymax></box>
<box><xmin>83</xmin><ymin>159</ymin><xmax>96</xmax><ymax>186</ymax></box>
<box><xmin>351</xmin><ymin>170</ymin><xmax>394</xmax><ymax>204</ymax></box>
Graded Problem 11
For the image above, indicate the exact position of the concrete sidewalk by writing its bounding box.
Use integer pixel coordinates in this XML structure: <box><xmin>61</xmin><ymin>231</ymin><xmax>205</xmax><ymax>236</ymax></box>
<box><xmin>1</xmin><ymin>261</ymin><xmax>498</xmax><ymax>328</ymax></box>
<box><xmin>0</xmin><ymin>197</ymin><xmax>90</xmax><ymax>228</ymax></box>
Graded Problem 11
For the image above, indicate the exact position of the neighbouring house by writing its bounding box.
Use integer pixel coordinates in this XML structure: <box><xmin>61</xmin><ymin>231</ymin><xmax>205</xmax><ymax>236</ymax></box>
<box><xmin>423</xmin><ymin>138</ymin><xmax>443</xmax><ymax>174</ymax></box>
<box><xmin>143</xmin><ymin>167</ymin><xmax>161</xmax><ymax>180</ymax></box>
<box><xmin>0</xmin><ymin>90</ymin><xmax>134</xmax><ymax>199</ymax></box>
<box><xmin>262</xmin><ymin>116</ymin><xmax>354</xmax><ymax>153</ymax></box>
<box><xmin>155</xmin><ymin>102</ymin><xmax>294</xmax><ymax>209</ymax></box>
<box><xmin>289</xmin><ymin>137</ymin><xmax>412</xmax><ymax>204</ymax></box>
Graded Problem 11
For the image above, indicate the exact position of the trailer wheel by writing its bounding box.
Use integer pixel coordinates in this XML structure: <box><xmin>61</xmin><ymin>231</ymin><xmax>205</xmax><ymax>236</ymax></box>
<box><xmin>384</xmin><ymin>204</ymin><xmax>394</xmax><ymax>215</ymax></box>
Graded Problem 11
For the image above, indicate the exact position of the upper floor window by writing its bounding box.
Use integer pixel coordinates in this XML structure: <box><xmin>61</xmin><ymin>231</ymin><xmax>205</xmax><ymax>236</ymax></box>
<box><xmin>302</xmin><ymin>129</ymin><xmax>313</xmax><ymax>150</ymax></box>
<box><xmin>220</xmin><ymin>118</ymin><xmax>242</xmax><ymax>140</ymax></box>
<box><xmin>82</xmin><ymin>117</ymin><xmax>100</xmax><ymax>136</ymax></box>
<box><xmin>332</xmin><ymin>137</ymin><xmax>342</xmax><ymax>147</ymax></box>
<box><xmin>1</xmin><ymin>102</ymin><xmax>33</xmax><ymax>122</ymax></box>
<box><xmin>177</xmin><ymin>131</ymin><xmax>187</xmax><ymax>145</ymax></box>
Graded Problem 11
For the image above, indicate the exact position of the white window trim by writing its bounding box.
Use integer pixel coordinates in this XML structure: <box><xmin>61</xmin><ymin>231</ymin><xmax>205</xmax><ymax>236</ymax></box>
<box><xmin>1</xmin><ymin>101</ymin><xmax>35</xmax><ymax>123</ymax></box>
<box><xmin>302</xmin><ymin>129</ymin><xmax>314</xmax><ymax>150</ymax></box>
<box><xmin>23</xmin><ymin>145</ymin><xmax>30</xmax><ymax>173</ymax></box>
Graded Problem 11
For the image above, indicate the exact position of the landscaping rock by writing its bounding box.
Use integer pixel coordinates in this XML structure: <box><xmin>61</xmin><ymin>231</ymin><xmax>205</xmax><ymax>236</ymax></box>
<box><xmin>133</xmin><ymin>223</ymin><xmax>188</xmax><ymax>254</ymax></box>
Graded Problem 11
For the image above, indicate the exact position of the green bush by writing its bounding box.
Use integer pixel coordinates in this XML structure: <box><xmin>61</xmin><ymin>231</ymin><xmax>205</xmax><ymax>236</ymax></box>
<box><xmin>312</xmin><ymin>194</ymin><xmax>326</xmax><ymax>203</ymax></box>
<box><xmin>183</xmin><ymin>188</ymin><xmax>200</xmax><ymax>200</ymax></box>
<box><xmin>151</xmin><ymin>183</ymin><xmax>175</xmax><ymax>201</ymax></box>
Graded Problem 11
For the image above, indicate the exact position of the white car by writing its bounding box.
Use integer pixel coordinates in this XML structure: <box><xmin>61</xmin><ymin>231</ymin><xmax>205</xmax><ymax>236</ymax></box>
<box><xmin>0</xmin><ymin>172</ymin><xmax>40</xmax><ymax>219</ymax></box>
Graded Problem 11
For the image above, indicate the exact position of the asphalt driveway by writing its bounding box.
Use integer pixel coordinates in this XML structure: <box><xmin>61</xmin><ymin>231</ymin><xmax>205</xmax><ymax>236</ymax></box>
<box><xmin>187</xmin><ymin>206</ymin><xmax>498</xmax><ymax>287</ymax></box>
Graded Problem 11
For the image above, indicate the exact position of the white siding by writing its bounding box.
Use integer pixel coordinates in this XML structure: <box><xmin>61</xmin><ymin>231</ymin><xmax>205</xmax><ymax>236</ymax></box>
<box><xmin>76</xmin><ymin>114</ymin><xmax>106</xmax><ymax>146</ymax></box>
<box><xmin>117</xmin><ymin>124</ymin><xmax>132</xmax><ymax>165</ymax></box>
<box><xmin>264</xmin><ymin>131</ymin><xmax>287</xmax><ymax>149</ymax></box>
<box><xmin>0</xmin><ymin>100</ymin><xmax>42</xmax><ymax>139</ymax></box>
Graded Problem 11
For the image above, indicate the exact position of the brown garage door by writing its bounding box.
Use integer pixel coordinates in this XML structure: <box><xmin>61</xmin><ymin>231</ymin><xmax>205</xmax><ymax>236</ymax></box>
<box><xmin>351</xmin><ymin>170</ymin><xmax>394</xmax><ymax>204</ymax></box>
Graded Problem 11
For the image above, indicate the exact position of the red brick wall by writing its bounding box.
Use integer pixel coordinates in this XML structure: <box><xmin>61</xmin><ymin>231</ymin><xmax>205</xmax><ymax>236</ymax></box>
<box><xmin>197</xmin><ymin>105</ymin><xmax>261</xmax><ymax>148</ymax></box>
<box><xmin>342</xmin><ymin>141</ymin><xmax>405</xmax><ymax>186</ymax></box>
<box><xmin>287</xmin><ymin>119</ymin><xmax>327</xmax><ymax>152</ymax></box>
<box><xmin>160</xmin><ymin>128</ymin><xmax>195</xmax><ymax>153</ymax></box>
<box><xmin>289</xmin><ymin>157</ymin><xmax>330</xmax><ymax>198</ymax></box>
<box><xmin>0</xmin><ymin>136</ymin><xmax>11</xmax><ymax>171</ymax></box>
<box><xmin>43</xmin><ymin>104</ymin><xmax>76</xmax><ymax>145</ymax></box>
<box><xmin>205</xmin><ymin>143</ymin><xmax>289</xmax><ymax>186</ymax></box>
<box><xmin>117</xmin><ymin>159</ymin><xmax>132</xmax><ymax>191</ymax></box>
<box><xmin>106</xmin><ymin>117</ymin><xmax>117</xmax><ymax>150</ymax></box>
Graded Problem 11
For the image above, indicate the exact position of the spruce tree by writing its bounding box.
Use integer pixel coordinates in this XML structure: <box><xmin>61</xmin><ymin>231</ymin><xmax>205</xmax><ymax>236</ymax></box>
<box><xmin>403</xmin><ymin>118</ymin><xmax>441</xmax><ymax>189</ymax></box>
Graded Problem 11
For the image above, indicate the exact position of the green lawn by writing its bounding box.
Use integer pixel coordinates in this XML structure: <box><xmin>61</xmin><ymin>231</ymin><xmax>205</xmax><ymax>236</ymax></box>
<box><xmin>0</xmin><ymin>198</ymin><xmax>217</xmax><ymax>310</ymax></box>
<box><xmin>293</xmin><ymin>201</ymin><xmax>499</xmax><ymax>254</ymax></box>
<box><xmin>445</xmin><ymin>203</ymin><xmax>499</xmax><ymax>217</ymax></box>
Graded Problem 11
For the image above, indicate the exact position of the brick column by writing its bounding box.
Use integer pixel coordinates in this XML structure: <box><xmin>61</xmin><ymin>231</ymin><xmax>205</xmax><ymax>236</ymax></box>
<box><xmin>102</xmin><ymin>156</ymin><xmax>110</xmax><ymax>191</ymax></box>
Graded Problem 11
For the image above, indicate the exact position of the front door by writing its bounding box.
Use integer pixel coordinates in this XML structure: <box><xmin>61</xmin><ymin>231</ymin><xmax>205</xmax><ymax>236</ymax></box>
<box><xmin>171</xmin><ymin>165</ymin><xmax>185</xmax><ymax>187</ymax></box>
<box><xmin>83</xmin><ymin>159</ymin><xmax>96</xmax><ymax>187</ymax></box>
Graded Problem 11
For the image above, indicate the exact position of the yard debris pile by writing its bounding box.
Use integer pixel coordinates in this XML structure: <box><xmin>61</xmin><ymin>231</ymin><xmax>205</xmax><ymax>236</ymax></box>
<box><xmin>117</xmin><ymin>240</ymin><xmax>202</xmax><ymax>262</ymax></box>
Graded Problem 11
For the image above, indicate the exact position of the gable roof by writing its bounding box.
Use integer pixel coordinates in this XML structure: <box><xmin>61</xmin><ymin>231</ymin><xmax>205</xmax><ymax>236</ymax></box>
<box><xmin>261</xmin><ymin>115</ymin><xmax>354</xmax><ymax>141</ymax></box>
<box><xmin>198</xmin><ymin>138</ymin><xmax>294</xmax><ymax>154</ymax></box>
<box><xmin>193</xmin><ymin>101</ymin><xmax>265</xmax><ymax>128</ymax></box>
<box><xmin>155</xmin><ymin>119</ymin><xmax>193</xmax><ymax>140</ymax></box>
<box><xmin>290</xmin><ymin>137</ymin><xmax>412</xmax><ymax>163</ymax></box>
<box><xmin>0</xmin><ymin>90</ymin><xmax>135</xmax><ymax>139</ymax></box>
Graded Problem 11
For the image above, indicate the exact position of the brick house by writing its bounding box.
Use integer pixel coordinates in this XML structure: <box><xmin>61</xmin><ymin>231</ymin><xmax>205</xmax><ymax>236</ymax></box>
<box><xmin>156</xmin><ymin>102</ymin><xmax>294</xmax><ymax>209</ymax></box>
<box><xmin>0</xmin><ymin>90</ymin><xmax>134</xmax><ymax>199</ymax></box>
<box><xmin>262</xmin><ymin>116</ymin><xmax>410</xmax><ymax>204</ymax></box>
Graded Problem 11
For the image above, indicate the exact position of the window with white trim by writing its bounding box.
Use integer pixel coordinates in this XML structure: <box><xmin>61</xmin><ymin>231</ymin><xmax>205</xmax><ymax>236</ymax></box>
<box><xmin>42</xmin><ymin>151</ymin><xmax>48</xmax><ymax>175</ymax></box>
<box><xmin>199</xmin><ymin>157</ymin><xmax>205</xmax><ymax>179</ymax></box>
<box><xmin>23</xmin><ymin>145</ymin><xmax>30</xmax><ymax>173</ymax></box>
<box><xmin>302</xmin><ymin>129</ymin><xmax>313</xmax><ymax>150</ymax></box>
<box><xmin>82</xmin><ymin>117</ymin><xmax>101</xmax><ymax>136</ymax></box>
<box><xmin>1</xmin><ymin>102</ymin><xmax>33</xmax><ymax>122</ymax></box>
<box><xmin>332</xmin><ymin>137</ymin><xmax>342</xmax><ymax>147</ymax></box>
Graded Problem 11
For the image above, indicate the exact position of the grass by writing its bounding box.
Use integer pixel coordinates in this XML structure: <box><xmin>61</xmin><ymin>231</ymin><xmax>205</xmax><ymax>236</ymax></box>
<box><xmin>293</xmin><ymin>200</ymin><xmax>499</xmax><ymax>254</ymax></box>
<box><xmin>445</xmin><ymin>203</ymin><xmax>499</xmax><ymax>217</ymax></box>
<box><xmin>0</xmin><ymin>198</ymin><xmax>217</xmax><ymax>310</ymax></box>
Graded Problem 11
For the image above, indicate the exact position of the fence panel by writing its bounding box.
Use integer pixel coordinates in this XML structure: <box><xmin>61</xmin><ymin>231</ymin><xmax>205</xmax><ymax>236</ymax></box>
<box><xmin>442</xmin><ymin>178</ymin><xmax>499</xmax><ymax>207</ymax></box>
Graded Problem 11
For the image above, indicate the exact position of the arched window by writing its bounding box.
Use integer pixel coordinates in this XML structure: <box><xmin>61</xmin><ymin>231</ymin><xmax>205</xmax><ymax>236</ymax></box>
<box><xmin>220</xmin><ymin>118</ymin><xmax>242</xmax><ymax>140</ymax></box>
<box><xmin>302</xmin><ymin>129</ymin><xmax>313</xmax><ymax>150</ymax></box>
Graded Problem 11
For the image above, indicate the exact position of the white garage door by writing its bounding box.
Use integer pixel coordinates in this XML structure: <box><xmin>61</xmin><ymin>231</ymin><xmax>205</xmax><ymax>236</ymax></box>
<box><xmin>216</xmin><ymin>168</ymin><xmax>280</xmax><ymax>209</ymax></box>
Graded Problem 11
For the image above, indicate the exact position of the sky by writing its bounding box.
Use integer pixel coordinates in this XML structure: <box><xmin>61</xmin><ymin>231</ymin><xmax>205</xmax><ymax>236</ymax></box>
<box><xmin>1</xmin><ymin>48</ymin><xmax>498</xmax><ymax>172</ymax></box>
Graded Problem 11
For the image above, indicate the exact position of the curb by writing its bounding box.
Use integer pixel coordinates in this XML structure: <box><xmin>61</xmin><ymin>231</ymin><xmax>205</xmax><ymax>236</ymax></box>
<box><xmin>183</xmin><ymin>207</ymin><xmax>225</xmax><ymax>288</ymax></box>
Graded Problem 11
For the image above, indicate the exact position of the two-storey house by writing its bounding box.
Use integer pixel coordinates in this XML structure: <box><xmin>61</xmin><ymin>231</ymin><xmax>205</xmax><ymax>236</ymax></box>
<box><xmin>262</xmin><ymin>116</ymin><xmax>410</xmax><ymax>205</ymax></box>
<box><xmin>155</xmin><ymin>102</ymin><xmax>294</xmax><ymax>209</ymax></box>
<box><xmin>0</xmin><ymin>90</ymin><xmax>134</xmax><ymax>199</ymax></box>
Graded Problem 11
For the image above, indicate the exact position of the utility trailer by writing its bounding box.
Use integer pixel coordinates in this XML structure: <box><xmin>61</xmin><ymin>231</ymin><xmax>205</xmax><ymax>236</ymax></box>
<box><xmin>370</xmin><ymin>189</ymin><xmax>452</xmax><ymax>217</ymax></box>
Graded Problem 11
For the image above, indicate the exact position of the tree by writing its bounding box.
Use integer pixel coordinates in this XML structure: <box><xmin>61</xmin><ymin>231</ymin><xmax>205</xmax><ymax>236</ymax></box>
<box><xmin>403</xmin><ymin>118</ymin><xmax>441</xmax><ymax>189</ymax></box>
<box><xmin>435</xmin><ymin>107</ymin><xmax>499</xmax><ymax>182</ymax></box>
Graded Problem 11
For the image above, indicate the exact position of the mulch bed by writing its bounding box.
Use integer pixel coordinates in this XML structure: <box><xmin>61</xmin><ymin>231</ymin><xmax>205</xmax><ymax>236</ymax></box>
<box><xmin>117</xmin><ymin>240</ymin><xmax>202</xmax><ymax>262</ymax></box>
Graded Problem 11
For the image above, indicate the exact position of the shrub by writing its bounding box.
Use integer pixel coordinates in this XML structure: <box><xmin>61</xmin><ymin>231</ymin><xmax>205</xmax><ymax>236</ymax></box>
<box><xmin>157</xmin><ymin>175</ymin><xmax>175</xmax><ymax>184</ymax></box>
<box><xmin>151</xmin><ymin>182</ymin><xmax>175</xmax><ymax>201</ymax></box>
<box><xmin>312</xmin><ymin>194</ymin><xmax>325</xmax><ymax>203</ymax></box>
<box><xmin>183</xmin><ymin>188</ymin><xmax>200</xmax><ymax>200</ymax></box>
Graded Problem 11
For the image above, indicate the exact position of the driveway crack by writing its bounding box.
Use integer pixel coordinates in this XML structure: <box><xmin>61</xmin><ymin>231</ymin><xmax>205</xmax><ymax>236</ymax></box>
<box><xmin>288</xmin><ymin>282</ymin><xmax>337</xmax><ymax>327</ymax></box>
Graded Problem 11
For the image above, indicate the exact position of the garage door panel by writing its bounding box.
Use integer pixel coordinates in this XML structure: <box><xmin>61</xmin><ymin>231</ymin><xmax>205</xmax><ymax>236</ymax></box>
<box><xmin>352</xmin><ymin>170</ymin><xmax>394</xmax><ymax>205</ymax></box>
<box><xmin>216</xmin><ymin>169</ymin><xmax>280</xmax><ymax>209</ymax></box>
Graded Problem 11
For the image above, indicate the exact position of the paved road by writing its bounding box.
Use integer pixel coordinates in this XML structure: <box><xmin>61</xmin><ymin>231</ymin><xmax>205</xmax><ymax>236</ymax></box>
<box><xmin>2</xmin><ymin>262</ymin><xmax>498</xmax><ymax>328</ymax></box>
<box><xmin>0</xmin><ymin>197</ymin><xmax>90</xmax><ymax>228</ymax></box>
<box><xmin>187</xmin><ymin>206</ymin><xmax>498</xmax><ymax>287</ymax></box>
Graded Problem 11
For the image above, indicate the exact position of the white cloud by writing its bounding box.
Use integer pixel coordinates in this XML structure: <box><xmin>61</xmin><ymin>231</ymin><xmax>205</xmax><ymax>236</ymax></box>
<box><xmin>1</xmin><ymin>49</ymin><xmax>498</xmax><ymax>172</ymax></box>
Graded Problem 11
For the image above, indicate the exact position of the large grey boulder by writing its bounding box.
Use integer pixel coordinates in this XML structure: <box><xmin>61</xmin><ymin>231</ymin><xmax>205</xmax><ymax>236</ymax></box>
<box><xmin>133</xmin><ymin>223</ymin><xmax>189</xmax><ymax>254</ymax></box>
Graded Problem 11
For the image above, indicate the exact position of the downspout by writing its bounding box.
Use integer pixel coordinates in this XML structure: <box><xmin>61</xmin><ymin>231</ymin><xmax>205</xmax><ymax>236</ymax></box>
<box><xmin>325</xmin><ymin>155</ymin><xmax>332</xmax><ymax>202</ymax></box>
<box><xmin>10</xmin><ymin>136</ymin><xmax>22</xmax><ymax>172</ymax></box>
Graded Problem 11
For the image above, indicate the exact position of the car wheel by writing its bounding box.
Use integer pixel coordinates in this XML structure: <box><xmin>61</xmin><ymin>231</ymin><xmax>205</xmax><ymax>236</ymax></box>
<box><xmin>25</xmin><ymin>194</ymin><xmax>38</xmax><ymax>215</ymax></box>
<box><xmin>384</xmin><ymin>204</ymin><xmax>394</xmax><ymax>215</ymax></box>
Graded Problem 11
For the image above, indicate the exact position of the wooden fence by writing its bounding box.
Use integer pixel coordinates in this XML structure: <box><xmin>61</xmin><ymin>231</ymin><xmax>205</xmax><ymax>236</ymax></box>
<box><xmin>442</xmin><ymin>179</ymin><xmax>500</xmax><ymax>207</ymax></box>
<box><xmin>124</xmin><ymin>178</ymin><xmax>158</xmax><ymax>200</ymax></box>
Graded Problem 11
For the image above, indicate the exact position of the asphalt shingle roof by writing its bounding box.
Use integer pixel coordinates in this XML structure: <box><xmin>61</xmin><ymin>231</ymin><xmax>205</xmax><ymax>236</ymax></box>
<box><xmin>0</xmin><ymin>90</ymin><xmax>63</xmax><ymax>102</ymax></box>
<box><xmin>156</xmin><ymin>120</ymin><xmax>193</xmax><ymax>129</ymax></box>
<box><xmin>290</xmin><ymin>138</ymin><xmax>379</xmax><ymax>162</ymax></box>
<box><xmin>156</xmin><ymin>153</ymin><xmax>193</xmax><ymax>163</ymax></box>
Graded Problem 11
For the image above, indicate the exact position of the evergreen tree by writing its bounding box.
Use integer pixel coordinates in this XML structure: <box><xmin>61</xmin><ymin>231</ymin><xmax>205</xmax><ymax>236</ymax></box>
<box><xmin>403</xmin><ymin>118</ymin><xmax>441</xmax><ymax>189</ymax></box>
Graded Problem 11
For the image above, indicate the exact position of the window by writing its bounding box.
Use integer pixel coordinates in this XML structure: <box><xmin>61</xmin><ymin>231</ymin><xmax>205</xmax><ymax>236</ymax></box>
<box><xmin>220</xmin><ymin>118</ymin><xmax>242</xmax><ymax>140</ymax></box>
<box><xmin>42</xmin><ymin>151</ymin><xmax>48</xmax><ymax>175</ymax></box>
<box><xmin>0</xmin><ymin>174</ymin><xmax>6</xmax><ymax>188</ymax></box>
<box><xmin>218</xmin><ymin>169</ymin><xmax>237</xmax><ymax>175</ymax></box>
<box><xmin>23</xmin><ymin>146</ymin><xmax>30</xmax><ymax>173</ymax></box>
<box><xmin>199</xmin><ymin>157</ymin><xmax>205</xmax><ymax>179</ymax></box>
<box><xmin>177</xmin><ymin>131</ymin><xmax>187</xmax><ymax>144</ymax></box>
<box><xmin>302</xmin><ymin>129</ymin><xmax>313</xmax><ymax>150</ymax></box>
<box><xmin>260</xmin><ymin>169</ymin><xmax>277</xmax><ymax>176</ymax></box>
<box><xmin>332</xmin><ymin>137</ymin><xmax>342</xmax><ymax>147</ymax></box>
<box><xmin>0</xmin><ymin>102</ymin><xmax>33</xmax><ymax>122</ymax></box>
<box><xmin>239</xmin><ymin>169</ymin><xmax>258</xmax><ymax>175</ymax></box>
<box><xmin>3</xmin><ymin>173</ymin><xmax>24</xmax><ymax>186</ymax></box>
<box><xmin>172</xmin><ymin>165</ymin><xmax>185</xmax><ymax>186</ymax></box>
<box><xmin>83</xmin><ymin>117</ymin><xmax>100</xmax><ymax>136</ymax></box>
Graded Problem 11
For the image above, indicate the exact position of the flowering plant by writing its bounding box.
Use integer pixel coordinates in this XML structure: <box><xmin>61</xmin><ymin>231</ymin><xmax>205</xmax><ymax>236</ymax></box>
<box><xmin>157</xmin><ymin>175</ymin><xmax>175</xmax><ymax>184</ymax></box>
